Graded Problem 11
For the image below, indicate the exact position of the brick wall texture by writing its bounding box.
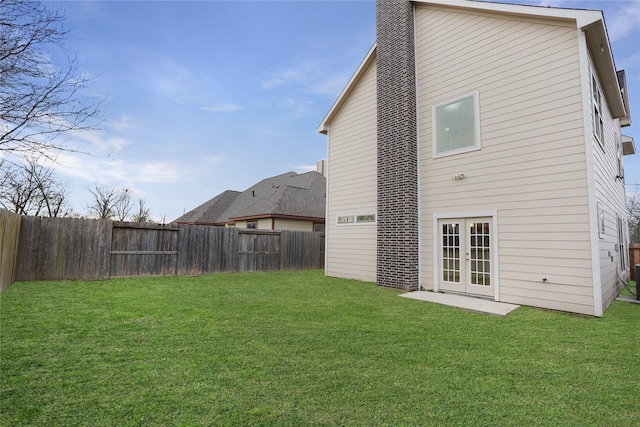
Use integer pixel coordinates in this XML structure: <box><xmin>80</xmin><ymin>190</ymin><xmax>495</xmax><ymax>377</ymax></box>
<box><xmin>376</xmin><ymin>0</ymin><xmax>420</xmax><ymax>290</ymax></box>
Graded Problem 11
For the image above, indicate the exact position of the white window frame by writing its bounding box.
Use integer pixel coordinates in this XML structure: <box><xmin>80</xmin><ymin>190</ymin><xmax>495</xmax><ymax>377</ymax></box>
<box><xmin>597</xmin><ymin>203</ymin><xmax>605</xmax><ymax>238</ymax></box>
<box><xmin>432</xmin><ymin>91</ymin><xmax>482</xmax><ymax>158</ymax></box>
<box><xmin>615</xmin><ymin>133</ymin><xmax>624</xmax><ymax>180</ymax></box>
<box><xmin>592</xmin><ymin>75</ymin><xmax>604</xmax><ymax>147</ymax></box>
<box><xmin>336</xmin><ymin>213</ymin><xmax>376</xmax><ymax>226</ymax></box>
<box><xmin>616</xmin><ymin>214</ymin><xmax>629</xmax><ymax>273</ymax></box>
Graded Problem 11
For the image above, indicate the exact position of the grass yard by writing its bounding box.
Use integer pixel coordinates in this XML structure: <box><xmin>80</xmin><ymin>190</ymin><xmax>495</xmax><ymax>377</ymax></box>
<box><xmin>1</xmin><ymin>270</ymin><xmax>639</xmax><ymax>426</ymax></box>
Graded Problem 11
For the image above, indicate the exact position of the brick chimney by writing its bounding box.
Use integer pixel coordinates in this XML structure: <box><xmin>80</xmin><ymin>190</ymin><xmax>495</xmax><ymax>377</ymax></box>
<box><xmin>376</xmin><ymin>0</ymin><xmax>419</xmax><ymax>290</ymax></box>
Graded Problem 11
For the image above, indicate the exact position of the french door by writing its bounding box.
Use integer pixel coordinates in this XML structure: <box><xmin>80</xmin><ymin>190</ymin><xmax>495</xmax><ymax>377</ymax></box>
<box><xmin>438</xmin><ymin>218</ymin><xmax>493</xmax><ymax>297</ymax></box>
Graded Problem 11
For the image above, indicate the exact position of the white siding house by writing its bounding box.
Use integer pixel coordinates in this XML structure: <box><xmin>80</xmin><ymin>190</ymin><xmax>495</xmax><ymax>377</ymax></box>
<box><xmin>318</xmin><ymin>0</ymin><xmax>634</xmax><ymax>316</ymax></box>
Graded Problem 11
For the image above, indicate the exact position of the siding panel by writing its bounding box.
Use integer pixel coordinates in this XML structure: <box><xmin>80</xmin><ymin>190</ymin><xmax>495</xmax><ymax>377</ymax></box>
<box><xmin>274</xmin><ymin>218</ymin><xmax>314</xmax><ymax>232</ymax></box>
<box><xmin>325</xmin><ymin>60</ymin><xmax>378</xmax><ymax>282</ymax></box>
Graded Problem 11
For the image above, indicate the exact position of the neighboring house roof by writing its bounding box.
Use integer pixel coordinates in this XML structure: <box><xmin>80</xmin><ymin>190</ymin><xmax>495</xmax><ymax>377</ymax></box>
<box><xmin>173</xmin><ymin>189</ymin><xmax>240</xmax><ymax>224</ymax></box>
<box><xmin>318</xmin><ymin>0</ymin><xmax>628</xmax><ymax>134</ymax></box>
<box><xmin>173</xmin><ymin>171</ymin><xmax>326</xmax><ymax>225</ymax></box>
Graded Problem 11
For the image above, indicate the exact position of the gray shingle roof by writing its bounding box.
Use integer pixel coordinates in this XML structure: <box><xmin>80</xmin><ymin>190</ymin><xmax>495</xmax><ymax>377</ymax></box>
<box><xmin>172</xmin><ymin>171</ymin><xmax>326</xmax><ymax>225</ymax></box>
<box><xmin>172</xmin><ymin>190</ymin><xmax>240</xmax><ymax>224</ymax></box>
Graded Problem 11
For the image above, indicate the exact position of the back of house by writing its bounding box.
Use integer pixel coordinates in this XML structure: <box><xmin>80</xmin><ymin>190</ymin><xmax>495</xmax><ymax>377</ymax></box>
<box><xmin>319</xmin><ymin>0</ymin><xmax>634</xmax><ymax>316</ymax></box>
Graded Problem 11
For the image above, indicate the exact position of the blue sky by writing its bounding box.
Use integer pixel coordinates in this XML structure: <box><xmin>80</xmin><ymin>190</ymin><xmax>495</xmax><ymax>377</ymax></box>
<box><xmin>49</xmin><ymin>0</ymin><xmax>639</xmax><ymax>222</ymax></box>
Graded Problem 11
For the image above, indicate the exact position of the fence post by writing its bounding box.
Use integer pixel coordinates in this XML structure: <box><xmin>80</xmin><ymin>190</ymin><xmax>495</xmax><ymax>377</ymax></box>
<box><xmin>636</xmin><ymin>264</ymin><xmax>640</xmax><ymax>300</ymax></box>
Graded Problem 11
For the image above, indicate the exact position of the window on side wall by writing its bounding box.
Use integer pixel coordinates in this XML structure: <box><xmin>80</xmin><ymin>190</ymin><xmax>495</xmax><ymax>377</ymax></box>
<box><xmin>592</xmin><ymin>75</ymin><xmax>604</xmax><ymax>147</ymax></box>
<box><xmin>616</xmin><ymin>133</ymin><xmax>624</xmax><ymax>181</ymax></box>
<box><xmin>246</xmin><ymin>222</ymin><xmax>257</xmax><ymax>230</ymax></box>
<box><xmin>433</xmin><ymin>91</ymin><xmax>481</xmax><ymax>158</ymax></box>
<box><xmin>617</xmin><ymin>215</ymin><xmax>629</xmax><ymax>273</ymax></box>
<box><xmin>598</xmin><ymin>204</ymin><xmax>605</xmax><ymax>238</ymax></box>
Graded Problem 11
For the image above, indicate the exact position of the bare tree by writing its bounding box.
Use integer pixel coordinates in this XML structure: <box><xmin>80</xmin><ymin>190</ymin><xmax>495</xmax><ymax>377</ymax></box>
<box><xmin>113</xmin><ymin>188</ymin><xmax>132</xmax><ymax>222</ymax></box>
<box><xmin>87</xmin><ymin>185</ymin><xmax>129</xmax><ymax>220</ymax></box>
<box><xmin>628</xmin><ymin>185</ymin><xmax>640</xmax><ymax>243</ymax></box>
<box><xmin>0</xmin><ymin>0</ymin><xmax>100</xmax><ymax>162</ymax></box>
<box><xmin>131</xmin><ymin>198</ymin><xmax>152</xmax><ymax>223</ymax></box>
<box><xmin>0</xmin><ymin>157</ymin><xmax>70</xmax><ymax>216</ymax></box>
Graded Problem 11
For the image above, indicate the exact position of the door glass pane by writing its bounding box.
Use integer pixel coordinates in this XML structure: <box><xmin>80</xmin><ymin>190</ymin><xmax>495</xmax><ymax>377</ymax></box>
<box><xmin>469</xmin><ymin>222</ymin><xmax>490</xmax><ymax>287</ymax></box>
<box><xmin>442</xmin><ymin>222</ymin><xmax>461</xmax><ymax>284</ymax></box>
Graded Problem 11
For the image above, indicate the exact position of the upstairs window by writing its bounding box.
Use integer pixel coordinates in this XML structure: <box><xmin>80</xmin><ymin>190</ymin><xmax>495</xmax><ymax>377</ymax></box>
<box><xmin>433</xmin><ymin>91</ymin><xmax>481</xmax><ymax>157</ymax></box>
<box><xmin>592</xmin><ymin>75</ymin><xmax>604</xmax><ymax>146</ymax></box>
<box><xmin>616</xmin><ymin>133</ymin><xmax>624</xmax><ymax>181</ymax></box>
<box><xmin>617</xmin><ymin>215</ymin><xmax>629</xmax><ymax>273</ymax></box>
<box><xmin>598</xmin><ymin>203</ymin><xmax>605</xmax><ymax>238</ymax></box>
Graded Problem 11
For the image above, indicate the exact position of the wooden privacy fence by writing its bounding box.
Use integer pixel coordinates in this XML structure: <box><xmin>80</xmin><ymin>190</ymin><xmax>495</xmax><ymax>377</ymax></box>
<box><xmin>629</xmin><ymin>243</ymin><xmax>640</xmax><ymax>280</ymax></box>
<box><xmin>110</xmin><ymin>222</ymin><xmax>179</xmax><ymax>277</ymax></box>
<box><xmin>109</xmin><ymin>223</ymin><xmax>325</xmax><ymax>277</ymax></box>
<box><xmin>1</xmin><ymin>209</ymin><xmax>21</xmax><ymax>291</ymax></box>
<box><xmin>2</xmin><ymin>215</ymin><xmax>324</xmax><ymax>286</ymax></box>
<box><xmin>16</xmin><ymin>216</ymin><xmax>112</xmax><ymax>282</ymax></box>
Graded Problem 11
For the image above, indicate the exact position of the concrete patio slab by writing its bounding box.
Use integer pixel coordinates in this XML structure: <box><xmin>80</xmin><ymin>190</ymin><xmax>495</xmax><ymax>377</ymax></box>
<box><xmin>399</xmin><ymin>291</ymin><xmax>520</xmax><ymax>317</ymax></box>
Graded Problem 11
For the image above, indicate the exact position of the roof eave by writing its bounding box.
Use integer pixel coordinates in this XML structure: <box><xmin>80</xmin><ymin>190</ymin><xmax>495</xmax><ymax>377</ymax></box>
<box><xmin>582</xmin><ymin>19</ymin><xmax>627</xmax><ymax>120</ymax></box>
<box><xmin>617</xmin><ymin>70</ymin><xmax>632</xmax><ymax>127</ymax></box>
<box><xmin>413</xmin><ymin>0</ymin><xmax>602</xmax><ymax>26</ymax></box>
<box><xmin>622</xmin><ymin>135</ymin><xmax>635</xmax><ymax>156</ymax></box>
<box><xmin>411</xmin><ymin>0</ymin><xmax>602</xmax><ymax>28</ymax></box>
<box><xmin>229</xmin><ymin>214</ymin><xmax>325</xmax><ymax>222</ymax></box>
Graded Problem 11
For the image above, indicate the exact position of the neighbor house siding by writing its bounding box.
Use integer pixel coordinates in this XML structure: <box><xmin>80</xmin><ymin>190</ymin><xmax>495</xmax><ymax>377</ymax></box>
<box><xmin>234</xmin><ymin>219</ymin><xmax>319</xmax><ymax>231</ymax></box>
<box><xmin>415</xmin><ymin>5</ymin><xmax>596</xmax><ymax>314</ymax></box>
<box><xmin>587</xmin><ymin>53</ymin><xmax>628</xmax><ymax>311</ymax></box>
<box><xmin>273</xmin><ymin>218</ymin><xmax>313</xmax><ymax>232</ymax></box>
<box><xmin>325</xmin><ymin>60</ymin><xmax>377</xmax><ymax>282</ymax></box>
<box><xmin>234</xmin><ymin>218</ymin><xmax>273</xmax><ymax>230</ymax></box>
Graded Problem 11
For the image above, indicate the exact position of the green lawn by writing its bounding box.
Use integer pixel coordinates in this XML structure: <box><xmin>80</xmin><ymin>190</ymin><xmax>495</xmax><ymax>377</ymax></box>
<box><xmin>1</xmin><ymin>270</ymin><xmax>639</xmax><ymax>426</ymax></box>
